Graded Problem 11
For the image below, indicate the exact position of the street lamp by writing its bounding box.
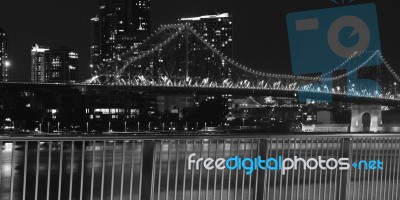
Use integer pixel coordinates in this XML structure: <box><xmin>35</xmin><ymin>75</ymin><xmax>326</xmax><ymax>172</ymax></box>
<box><xmin>242</xmin><ymin>118</ymin><xmax>245</xmax><ymax>129</ymax></box>
<box><xmin>4</xmin><ymin>60</ymin><xmax>11</xmax><ymax>81</ymax></box>
<box><xmin>4</xmin><ymin>61</ymin><xmax>11</xmax><ymax>68</ymax></box>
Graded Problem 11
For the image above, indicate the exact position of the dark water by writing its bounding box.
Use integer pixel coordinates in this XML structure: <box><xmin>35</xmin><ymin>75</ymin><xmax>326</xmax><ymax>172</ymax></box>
<box><xmin>0</xmin><ymin>141</ymin><xmax>144</xmax><ymax>200</ymax></box>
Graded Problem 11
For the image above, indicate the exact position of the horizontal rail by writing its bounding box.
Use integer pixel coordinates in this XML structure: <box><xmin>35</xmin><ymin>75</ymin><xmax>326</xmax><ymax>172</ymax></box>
<box><xmin>1</xmin><ymin>133</ymin><xmax>400</xmax><ymax>141</ymax></box>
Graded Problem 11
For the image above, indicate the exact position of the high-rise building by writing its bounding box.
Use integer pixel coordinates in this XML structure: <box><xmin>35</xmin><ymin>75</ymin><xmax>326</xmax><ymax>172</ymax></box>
<box><xmin>31</xmin><ymin>45</ymin><xmax>79</xmax><ymax>83</ymax></box>
<box><xmin>31</xmin><ymin>44</ymin><xmax>50</xmax><ymax>83</ymax></box>
<box><xmin>179</xmin><ymin>13</ymin><xmax>233</xmax><ymax>80</ymax></box>
<box><xmin>180</xmin><ymin>13</ymin><xmax>233</xmax><ymax>58</ymax></box>
<box><xmin>90</xmin><ymin>16</ymin><xmax>101</xmax><ymax>75</ymax></box>
<box><xmin>124</xmin><ymin>0</ymin><xmax>150</xmax><ymax>34</ymax></box>
<box><xmin>45</xmin><ymin>47</ymin><xmax>79</xmax><ymax>83</ymax></box>
<box><xmin>0</xmin><ymin>28</ymin><xmax>9</xmax><ymax>82</ymax></box>
<box><xmin>90</xmin><ymin>0</ymin><xmax>151</xmax><ymax>75</ymax></box>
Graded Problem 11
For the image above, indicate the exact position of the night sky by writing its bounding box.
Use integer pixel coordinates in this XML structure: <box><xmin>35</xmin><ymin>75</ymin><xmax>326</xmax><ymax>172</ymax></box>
<box><xmin>0</xmin><ymin>0</ymin><xmax>399</xmax><ymax>81</ymax></box>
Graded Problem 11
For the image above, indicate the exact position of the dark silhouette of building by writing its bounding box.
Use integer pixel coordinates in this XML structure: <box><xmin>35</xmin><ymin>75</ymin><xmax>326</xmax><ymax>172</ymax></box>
<box><xmin>0</xmin><ymin>28</ymin><xmax>9</xmax><ymax>81</ymax></box>
<box><xmin>90</xmin><ymin>0</ymin><xmax>151</xmax><ymax>75</ymax></box>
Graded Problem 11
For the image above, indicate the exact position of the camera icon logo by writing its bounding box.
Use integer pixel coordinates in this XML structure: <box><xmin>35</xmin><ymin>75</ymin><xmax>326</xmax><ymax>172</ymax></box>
<box><xmin>286</xmin><ymin>3</ymin><xmax>381</xmax><ymax>102</ymax></box>
<box><xmin>328</xmin><ymin>15</ymin><xmax>371</xmax><ymax>59</ymax></box>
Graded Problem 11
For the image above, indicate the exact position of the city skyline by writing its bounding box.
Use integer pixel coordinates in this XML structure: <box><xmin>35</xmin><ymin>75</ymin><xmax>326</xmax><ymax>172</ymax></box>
<box><xmin>1</xmin><ymin>2</ymin><xmax>400</xmax><ymax>199</ymax></box>
<box><xmin>0</xmin><ymin>0</ymin><xmax>399</xmax><ymax>82</ymax></box>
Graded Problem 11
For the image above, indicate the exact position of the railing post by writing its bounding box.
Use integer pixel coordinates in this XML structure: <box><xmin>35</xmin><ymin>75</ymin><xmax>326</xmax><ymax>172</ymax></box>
<box><xmin>337</xmin><ymin>138</ymin><xmax>353</xmax><ymax>200</ymax></box>
<box><xmin>256</xmin><ymin>139</ymin><xmax>267</xmax><ymax>200</ymax></box>
<box><xmin>140</xmin><ymin>140</ymin><xmax>156</xmax><ymax>200</ymax></box>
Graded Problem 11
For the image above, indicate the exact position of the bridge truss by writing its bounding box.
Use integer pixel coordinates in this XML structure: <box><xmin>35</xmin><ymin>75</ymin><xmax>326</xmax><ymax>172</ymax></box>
<box><xmin>84</xmin><ymin>23</ymin><xmax>400</xmax><ymax>102</ymax></box>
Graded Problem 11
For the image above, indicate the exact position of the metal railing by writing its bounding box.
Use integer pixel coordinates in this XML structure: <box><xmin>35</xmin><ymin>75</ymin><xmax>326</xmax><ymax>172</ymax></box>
<box><xmin>0</xmin><ymin>134</ymin><xmax>399</xmax><ymax>200</ymax></box>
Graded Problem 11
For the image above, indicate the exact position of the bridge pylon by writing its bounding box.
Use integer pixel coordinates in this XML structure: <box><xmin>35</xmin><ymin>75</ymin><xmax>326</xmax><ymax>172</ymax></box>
<box><xmin>350</xmin><ymin>104</ymin><xmax>382</xmax><ymax>133</ymax></box>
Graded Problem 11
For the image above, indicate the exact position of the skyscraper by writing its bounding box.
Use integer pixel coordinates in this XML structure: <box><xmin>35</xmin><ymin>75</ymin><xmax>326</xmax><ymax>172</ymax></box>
<box><xmin>124</xmin><ymin>0</ymin><xmax>150</xmax><ymax>34</ymax></box>
<box><xmin>31</xmin><ymin>45</ymin><xmax>79</xmax><ymax>83</ymax></box>
<box><xmin>0</xmin><ymin>28</ymin><xmax>9</xmax><ymax>82</ymax></box>
<box><xmin>180</xmin><ymin>13</ymin><xmax>233</xmax><ymax>58</ymax></box>
<box><xmin>90</xmin><ymin>0</ymin><xmax>151</xmax><ymax>75</ymax></box>
<box><xmin>45</xmin><ymin>47</ymin><xmax>79</xmax><ymax>83</ymax></box>
<box><xmin>31</xmin><ymin>44</ymin><xmax>49</xmax><ymax>83</ymax></box>
<box><xmin>179</xmin><ymin>13</ymin><xmax>234</xmax><ymax>80</ymax></box>
<box><xmin>90</xmin><ymin>16</ymin><xmax>101</xmax><ymax>75</ymax></box>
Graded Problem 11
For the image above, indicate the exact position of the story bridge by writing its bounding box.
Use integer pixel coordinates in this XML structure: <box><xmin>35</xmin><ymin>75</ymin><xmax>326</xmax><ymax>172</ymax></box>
<box><xmin>2</xmin><ymin>24</ymin><xmax>400</xmax><ymax>106</ymax></box>
<box><xmin>81</xmin><ymin>23</ymin><xmax>400</xmax><ymax>105</ymax></box>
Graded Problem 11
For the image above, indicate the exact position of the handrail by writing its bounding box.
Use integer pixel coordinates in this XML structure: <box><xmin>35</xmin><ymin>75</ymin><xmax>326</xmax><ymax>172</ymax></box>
<box><xmin>0</xmin><ymin>133</ymin><xmax>399</xmax><ymax>141</ymax></box>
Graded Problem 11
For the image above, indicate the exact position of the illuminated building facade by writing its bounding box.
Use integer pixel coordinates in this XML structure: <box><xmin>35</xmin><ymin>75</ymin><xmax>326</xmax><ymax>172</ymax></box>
<box><xmin>90</xmin><ymin>16</ymin><xmax>101</xmax><ymax>74</ymax></box>
<box><xmin>31</xmin><ymin>44</ymin><xmax>50</xmax><ymax>83</ymax></box>
<box><xmin>180</xmin><ymin>13</ymin><xmax>233</xmax><ymax>58</ymax></box>
<box><xmin>0</xmin><ymin>28</ymin><xmax>9</xmax><ymax>81</ymax></box>
<box><xmin>179</xmin><ymin>13</ymin><xmax>233</xmax><ymax>80</ymax></box>
<box><xmin>90</xmin><ymin>0</ymin><xmax>151</xmax><ymax>75</ymax></box>
<box><xmin>31</xmin><ymin>45</ymin><xmax>79</xmax><ymax>83</ymax></box>
<box><xmin>45</xmin><ymin>47</ymin><xmax>79</xmax><ymax>83</ymax></box>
